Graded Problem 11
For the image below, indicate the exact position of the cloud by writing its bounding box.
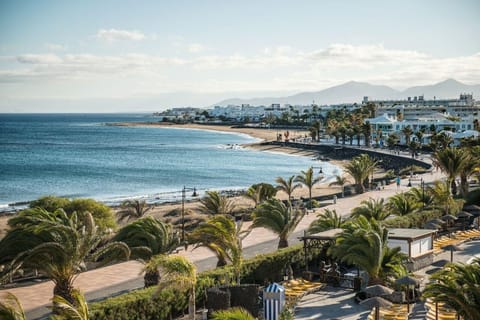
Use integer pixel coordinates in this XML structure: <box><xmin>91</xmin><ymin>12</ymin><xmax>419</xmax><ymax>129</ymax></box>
<box><xmin>95</xmin><ymin>28</ymin><xmax>146</xmax><ymax>42</ymax></box>
<box><xmin>1</xmin><ymin>44</ymin><xmax>479</xmax><ymax>95</ymax></box>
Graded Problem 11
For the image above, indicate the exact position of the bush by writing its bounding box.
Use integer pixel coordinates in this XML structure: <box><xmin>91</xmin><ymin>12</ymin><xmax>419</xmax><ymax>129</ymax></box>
<box><xmin>27</xmin><ymin>196</ymin><xmax>117</xmax><ymax>232</ymax></box>
<box><xmin>90</xmin><ymin>244</ymin><xmax>318</xmax><ymax>320</ymax></box>
<box><xmin>89</xmin><ymin>287</ymin><xmax>188</xmax><ymax>320</ymax></box>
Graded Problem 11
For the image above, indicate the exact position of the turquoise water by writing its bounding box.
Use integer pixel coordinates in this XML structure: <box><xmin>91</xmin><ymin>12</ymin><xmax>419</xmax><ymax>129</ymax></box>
<box><xmin>0</xmin><ymin>114</ymin><xmax>339</xmax><ymax>209</ymax></box>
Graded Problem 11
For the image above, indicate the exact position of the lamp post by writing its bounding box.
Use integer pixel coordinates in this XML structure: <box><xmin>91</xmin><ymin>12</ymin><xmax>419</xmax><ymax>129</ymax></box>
<box><xmin>181</xmin><ymin>186</ymin><xmax>198</xmax><ymax>243</ymax></box>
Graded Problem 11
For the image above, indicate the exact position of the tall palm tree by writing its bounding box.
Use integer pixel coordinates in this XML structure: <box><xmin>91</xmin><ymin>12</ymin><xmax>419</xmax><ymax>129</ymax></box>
<box><xmin>414</xmin><ymin>130</ymin><xmax>423</xmax><ymax>148</ymax></box>
<box><xmin>362</xmin><ymin>121</ymin><xmax>372</xmax><ymax>147</ymax></box>
<box><xmin>387</xmin><ymin>193</ymin><xmax>421</xmax><ymax>216</ymax></box>
<box><xmin>433</xmin><ymin>147</ymin><xmax>469</xmax><ymax>195</ymax></box>
<box><xmin>112</xmin><ymin>217</ymin><xmax>179</xmax><ymax>287</ymax></box>
<box><xmin>328</xmin><ymin>175</ymin><xmax>349</xmax><ymax>198</ymax></box>
<box><xmin>0</xmin><ymin>209</ymin><xmax>130</xmax><ymax>303</ymax></box>
<box><xmin>155</xmin><ymin>255</ymin><xmax>197</xmax><ymax>319</ymax></box>
<box><xmin>459</xmin><ymin>149</ymin><xmax>479</xmax><ymax>197</ymax></box>
<box><xmin>428</xmin><ymin>181</ymin><xmax>460</xmax><ymax>216</ymax></box>
<box><xmin>116</xmin><ymin>199</ymin><xmax>151</xmax><ymax>222</ymax></box>
<box><xmin>330</xmin><ymin>216</ymin><xmax>406</xmax><ymax>285</ymax></box>
<box><xmin>295</xmin><ymin>167</ymin><xmax>323</xmax><ymax>209</ymax></box>
<box><xmin>0</xmin><ymin>293</ymin><xmax>26</xmax><ymax>320</ymax></box>
<box><xmin>401</xmin><ymin>126</ymin><xmax>413</xmax><ymax>145</ymax></box>
<box><xmin>252</xmin><ymin>199</ymin><xmax>305</xmax><ymax>248</ymax></box>
<box><xmin>200</xmin><ymin>191</ymin><xmax>234</xmax><ymax>215</ymax></box>
<box><xmin>189</xmin><ymin>215</ymin><xmax>247</xmax><ymax>283</ymax></box>
<box><xmin>309</xmin><ymin>209</ymin><xmax>348</xmax><ymax>234</ymax></box>
<box><xmin>407</xmin><ymin>186</ymin><xmax>434</xmax><ymax>210</ymax></box>
<box><xmin>50</xmin><ymin>289</ymin><xmax>89</xmax><ymax>320</ymax></box>
<box><xmin>351</xmin><ymin>198</ymin><xmax>390</xmax><ymax>221</ymax></box>
<box><xmin>423</xmin><ymin>259</ymin><xmax>480</xmax><ymax>320</ymax></box>
<box><xmin>243</xmin><ymin>183</ymin><xmax>276</xmax><ymax>207</ymax></box>
<box><xmin>344</xmin><ymin>154</ymin><xmax>378</xmax><ymax>194</ymax></box>
<box><xmin>275</xmin><ymin>176</ymin><xmax>301</xmax><ymax>201</ymax></box>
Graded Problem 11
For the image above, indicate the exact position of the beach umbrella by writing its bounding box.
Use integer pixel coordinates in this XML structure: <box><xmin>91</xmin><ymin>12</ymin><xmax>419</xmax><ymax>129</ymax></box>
<box><xmin>364</xmin><ymin>284</ymin><xmax>394</xmax><ymax>297</ymax></box>
<box><xmin>457</xmin><ymin>211</ymin><xmax>473</xmax><ymax>218</ymax></box>
<box><xmin>423</xmin><ymin>222</ymin><xmax>441</xmax><ymax>230</ymax></box>
<box><xmin>429</xmin><ymin>218</ymin><xmax>445</xmax><ymax>225</ymax></box>
<box><xmin>395</xmin><ymin>275</ymin><xmax>421</xmax><ymax>312</ymax></box>
<box><xmin>360</xmin><ymin>296</ymin><xmax>393</xmax><ymax>320</ymax></box>
<box><xmin>463</xmin><ymin>204</ymin><xmax>480</xmax><ymax>212</ymax></box>
<box><xmin>441</xmin><ymin>214</ymin><xmax>457</xmax><ymax>221</ymax></box>
<box><xmin>443</xmin><ymin>244</ymin><xmax>463</xmax><ymax>262</ymax></box>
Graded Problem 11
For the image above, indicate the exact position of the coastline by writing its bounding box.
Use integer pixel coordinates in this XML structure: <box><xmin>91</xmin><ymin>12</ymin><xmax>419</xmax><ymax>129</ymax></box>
<box><xmin>0</xmin><ymin>122</ymin><xmax>344</xmax><ymax>237</ymax></box>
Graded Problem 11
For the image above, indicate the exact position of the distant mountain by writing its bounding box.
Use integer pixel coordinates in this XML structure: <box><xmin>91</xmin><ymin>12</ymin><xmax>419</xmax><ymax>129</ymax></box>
<box><xmin>402</xmin><ymin>79</ymin><xmax>480</xmax><ymax>99</ymax></box>
<box><xmin>213</xmin><ymin>79</ymin><xmax>480</xmax><ymax>106</ymax></box>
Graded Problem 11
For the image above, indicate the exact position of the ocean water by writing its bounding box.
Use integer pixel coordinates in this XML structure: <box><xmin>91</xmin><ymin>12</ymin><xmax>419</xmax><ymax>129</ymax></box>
<box><xmin>0</xmin><ymin>114</ymin><xmax>339</xmax><ymax>209</ymax></box>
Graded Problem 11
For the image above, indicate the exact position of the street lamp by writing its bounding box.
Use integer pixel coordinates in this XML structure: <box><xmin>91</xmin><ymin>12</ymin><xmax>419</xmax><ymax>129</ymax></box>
<box><xmin>181</xmin><ymin>186</ymin><xmax>198</xmax><ymax>242</ymax></box>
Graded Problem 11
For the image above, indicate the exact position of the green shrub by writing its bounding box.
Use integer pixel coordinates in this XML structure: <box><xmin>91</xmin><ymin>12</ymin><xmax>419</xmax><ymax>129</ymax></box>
<box><xmin>89</xmin><ymin>244</ymin><xmax>318</xmax><ymax>320</ymax></box>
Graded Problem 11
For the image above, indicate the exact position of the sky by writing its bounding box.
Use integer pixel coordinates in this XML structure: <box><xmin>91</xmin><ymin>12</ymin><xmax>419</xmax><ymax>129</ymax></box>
<box><xmin>0</xmin><ymin>0</ymin><xmax>479</xmax><ymax>112</ymax></box>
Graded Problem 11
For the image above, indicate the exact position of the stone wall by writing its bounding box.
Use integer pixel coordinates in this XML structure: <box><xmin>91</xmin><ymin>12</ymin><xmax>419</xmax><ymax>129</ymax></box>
<box><xmin>407</xmin><ymin>252</ymin><xmax>434</xmax><ymax>272</ymax></box>
<box><xmin>265</xmin><ymin>141</ymin><xmax>431</xmax><ymax>173</ymax></box>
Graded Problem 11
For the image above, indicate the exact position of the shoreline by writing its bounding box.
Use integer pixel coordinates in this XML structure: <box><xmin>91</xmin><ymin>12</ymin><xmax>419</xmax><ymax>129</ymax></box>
<box><xmin>0</xmin><ymin>123</ymin><xmax>343</xmax><ymax>237</ymax></box>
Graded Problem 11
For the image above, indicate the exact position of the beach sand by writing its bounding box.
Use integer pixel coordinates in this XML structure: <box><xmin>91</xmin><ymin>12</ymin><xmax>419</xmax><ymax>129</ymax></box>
<box><xmin>0</xmin><ymin>123</ymin><xmax>348</xmax><ymax>237</ymax></box>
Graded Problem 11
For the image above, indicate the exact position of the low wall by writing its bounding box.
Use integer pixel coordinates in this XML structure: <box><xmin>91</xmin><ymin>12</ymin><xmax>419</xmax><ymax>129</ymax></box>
<box><xmin>265</xmin><ymin>141</ymin><xmax>431</xmax><ymax>173</ymax></box>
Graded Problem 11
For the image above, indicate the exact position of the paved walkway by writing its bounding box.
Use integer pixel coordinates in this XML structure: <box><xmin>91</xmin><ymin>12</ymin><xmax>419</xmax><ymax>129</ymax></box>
<box><xmin>0</xmin><ymin>155</ymin><xmax>445</xmax><ymax>319</ymax></box>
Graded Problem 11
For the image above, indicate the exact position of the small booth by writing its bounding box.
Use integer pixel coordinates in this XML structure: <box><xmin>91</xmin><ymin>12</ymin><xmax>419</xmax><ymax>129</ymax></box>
<box><xmin>387</xmin><ymin>228</ymin><xmax>436</xmax><ymax>271</ymax></box>
<box><xmin>263</xmin><ymin>282</ymin><xmax>285</xmax><ymax>320</ymax></box>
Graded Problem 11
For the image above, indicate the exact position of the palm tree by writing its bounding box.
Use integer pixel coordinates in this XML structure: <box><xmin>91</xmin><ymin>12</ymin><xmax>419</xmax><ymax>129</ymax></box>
<box><xmin>295</xmin><ymin>167</ymin><xmax>323</xmax><ymax>209</ymax></box>
<box><xmin>244</xmin><ymin>183</ymin><xmax>276</xmax><ymax>207</ymax></box>
<box><xmin>309</xmin><ymin>209</ymin><xmax>348</xmax><ymax>234</ymax></box>
<box><xmin>117</xmin><ymin>199</ymin><xmax>151</xmax><ymax>222</ymax></box>
<box><xmin>0</xmin><ymin>293</ymin><xmax>26</xmax><ymax>320</ymax></box>
<box><xmin>189</xmin><ymin>215</ymin><xmax>247</xmax><ymax>283</ymax></box>
<box><xmin>362</xmin><ymin>121</ymin><xmax>372</xmax><ymax>147</ymax></box>
<box><xmin>330</xmin><ymin>216</ymin><xmax>406</xmax><ymax>285</ymax></box>
<box><xmin>111</xmin><ymin>217</ymin><xmax>179</xmax><ymax>287</ymax></box>
<box><xmin>423</xmin><ymin>259</ymin><xmax>480</xmax><ymax>320</ymax></box>
<box><xmin>344</xmin><ymin>154</ymin><xmax>378</xmax><ymax>194</ymax></box>
<box><xmin>275</xmin><ymin>176</ymin><xmax>301</xmax><ymax>201</ymax></box>
<box><xmin>155</xmin><ymin>255</ymin><xmax>197</xmax><ymax>319</ymax></box>
<box><xmin>50</xmin><ymin>289</ymin><xmax>89</xmax><ymax>320</ymax></box>
<box><xmin>351</xmin><ymin>198</ymin><xmax>390</xmax><ymax>221</ymax></box>
<box><xmin>211</xmin><ymin>307</ymin><xmax>255</xmax><ymax>320</ymax></box>
<box><xmin>401</xmin><ymin>126</ymin><xmax>413</xmax><ymax>145</ymax></box>
<box><xmin>407</xmin><ymin>186</ymin><xmax>434</xmax><ymax>210</ymax></box>
<box><xmin>387</xmin><ymin>193</ymin><xmax>421</xmax><ymax>216</ymax></box>
<box><xmin>428</xmin><ymin>181</ymin><xmax>461</xmax><ymax>216</ymax></box>
<box><xmin>328</xmin><ymin>175</ymin><xmax>349</xmax><ymax>198</ymax></box>
<box><xmin>252</xmin><ymin>199</ymin><xmax>305</xmax><ymax>248</ymax></box>
<box><xmin>200</xmin><ymin>191</ymin><xmax>234</xmax><ymax>215</ymax></box>
<box><xmin>433</xmin><ymin>147</ymin><xmax>469</xmax><ymax>195</ymax></box>
<box><xmin>414</xmin><ymin>130</ymin><xmax>423</xmax><ymax>148</ymax></box>
<box><xmin>459</xmin><ymin>150</ymin><xmax>480</xmax><ymax>197</ymax></box>
<box><xmin>0</xmin><ymin>209</ymin><xmax>130</xmax><ymax>303</ymax></box>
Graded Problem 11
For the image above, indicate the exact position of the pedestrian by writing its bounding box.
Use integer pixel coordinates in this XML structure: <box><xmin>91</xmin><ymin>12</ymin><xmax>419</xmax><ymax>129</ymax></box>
<box><xmin>396</xmin><ymin>176</ymin><xmax>401</xmax><ymax>188</ymax></box>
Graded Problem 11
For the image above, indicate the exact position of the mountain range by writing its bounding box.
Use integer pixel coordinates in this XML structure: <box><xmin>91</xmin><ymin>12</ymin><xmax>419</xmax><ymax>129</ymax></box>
<box><xmin>214</xmin><ymin>79</ymin><xmax>480</xmax><ymax>106</ymax></box>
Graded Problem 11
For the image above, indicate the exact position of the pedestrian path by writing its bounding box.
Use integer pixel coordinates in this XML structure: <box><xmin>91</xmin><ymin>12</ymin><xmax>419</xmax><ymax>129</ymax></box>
<box><xmin>0</xmin><ymin>164</ymin><xmax>445</xmax><ymax>318</ymax></box>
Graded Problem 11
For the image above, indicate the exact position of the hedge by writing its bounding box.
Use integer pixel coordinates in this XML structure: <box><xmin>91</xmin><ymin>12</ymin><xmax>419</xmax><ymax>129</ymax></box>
<box><xmin>90</xmin><ymin>244</ymin><xmax>319</xmax><ymax>320</ymax></box>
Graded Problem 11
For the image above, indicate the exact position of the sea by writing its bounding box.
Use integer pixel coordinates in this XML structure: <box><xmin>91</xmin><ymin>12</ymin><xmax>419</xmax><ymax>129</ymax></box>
<box><xmin>0</xmin><ymin>113</ymin><xmax>340</xmax><ymax>211</ymax></box>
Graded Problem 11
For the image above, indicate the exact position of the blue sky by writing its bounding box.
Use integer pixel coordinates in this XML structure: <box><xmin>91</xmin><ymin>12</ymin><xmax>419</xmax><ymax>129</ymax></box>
<box><xmin>1</xmin><ymin>0</ymin><xmax>479</xmax><ymax>112</ymax></box>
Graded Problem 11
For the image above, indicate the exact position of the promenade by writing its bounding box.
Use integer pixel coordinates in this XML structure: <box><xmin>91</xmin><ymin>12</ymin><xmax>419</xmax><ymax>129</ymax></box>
<box><xmin>1</xmin><ymin>154</ymin><xmax>445</xmax><ymax>319</ymax></box>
